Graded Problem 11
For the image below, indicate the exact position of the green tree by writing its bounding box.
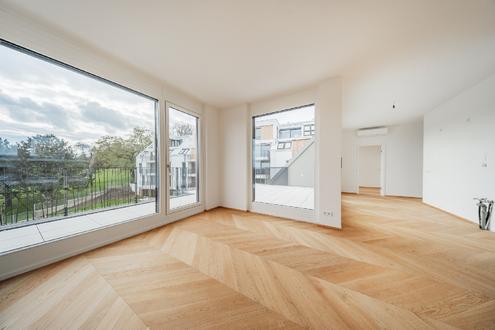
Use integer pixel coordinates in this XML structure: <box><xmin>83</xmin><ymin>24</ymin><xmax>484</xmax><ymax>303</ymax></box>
<box><xmin>92</xmin><ymin>136</ymin><xmax>128</xmax><ymax>168</ymax></box>
<box><xmin>0</xmin><ymin>138</ymin><xmax>16</xmax><ymax>155</ymax></box>
<box><xmin>17</xmin><ymin>134</ymin><xmax>75</xmax><ymax>160</ymax></box>
<box><xmin>74</xmin><ymin>142</ymin><xmax>91</xmax><ymax>160</ymax></box>
<box><xmin>16</xmin><ymin>134</ymin><xmax>77</xmax><ymax>184</ymax></box>
<box><xmin>92</xmin><ymin>127</ymin><xmax>152</xmax><ymax>168</ymax></box>
<box><xmin>127</xmin><ymin>127</ymin><xmax>153</xmax><ymax>158</ymax></box>
<box><xmin>172</xmin><ymin>122</ymin><xmax>193</xmax><ymax>137</ymax></box>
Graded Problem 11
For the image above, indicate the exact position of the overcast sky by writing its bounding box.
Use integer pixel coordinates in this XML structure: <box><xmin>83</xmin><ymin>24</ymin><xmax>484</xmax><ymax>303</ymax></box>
<box><xmin>255</xmin><ymin>104</ymin><xmax>314</xmax><ymax>125</ymax></box>
<box><xmin>0</xmin><ymin>44</ymin><xmax>156</xmax><ymax>147</ymax></box>
<box><xmin>169</xmin><ymin>107</ymin><xmax>197</xmax><ymax>136</ymax></box>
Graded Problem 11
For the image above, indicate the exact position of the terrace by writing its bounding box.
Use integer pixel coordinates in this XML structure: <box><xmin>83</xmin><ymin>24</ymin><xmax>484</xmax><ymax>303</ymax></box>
<box><xmin>0</xmin><ymin>163</ymin><xmax>195</xmax><ymax>254</ymax></box>
<box><xmin>254</xmin><ymin>183</ymin><xmax>314</xmax><ymax>209</ymax></box>
<box><xmin>0</xmin><ymin>202</ymin><xmax>155</xmax><ymax>253</ymax></box>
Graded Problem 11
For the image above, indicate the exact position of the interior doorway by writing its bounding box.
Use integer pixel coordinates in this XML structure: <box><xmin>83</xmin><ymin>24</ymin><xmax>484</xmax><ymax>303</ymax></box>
<box><xmin>358</xmin><ymin>145</ymin><xmax>383</xmax><ymax>196</ymax></box>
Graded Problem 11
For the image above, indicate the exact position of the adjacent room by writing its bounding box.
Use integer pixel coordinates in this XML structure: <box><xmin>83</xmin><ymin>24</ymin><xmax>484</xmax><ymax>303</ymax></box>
<box><xmin>0</xmin><ymin>1</ymin><xmax>494</xmax><ymax>329</ymax></box>
<box><xmin>358</xmin><ymin>144</ymin><xmax>382</xmax><ymax>196</ymax></box>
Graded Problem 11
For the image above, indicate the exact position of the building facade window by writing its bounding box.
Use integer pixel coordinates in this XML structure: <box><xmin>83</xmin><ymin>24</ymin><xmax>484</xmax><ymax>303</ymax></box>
<box><xmin>255</xmin><ymin>127</ymin><xmax>262</xmax><ymax>140</ymax></box>
<box><xmin>170</xmin><ymin>139</ymin><xmax>181</xmax><ymax>147</ymax></box>
<box><xmin>255</xmin><ymin>143</ymin><xmax>271</xmax><ymax>159</ymax></box>
<box><xmin>303</xmin><ymin>124</ymin><xmax>315</xmax><ymax>136</ymax></box>
<box><xmin>277</xmin><ymin>142</ymin><xmax>292</xmax><ymax>149</ymax></box>
<box><xmin>279</xmin><ymin>127</ymin><xmax>301</xmax><ymax>139</ymax></box>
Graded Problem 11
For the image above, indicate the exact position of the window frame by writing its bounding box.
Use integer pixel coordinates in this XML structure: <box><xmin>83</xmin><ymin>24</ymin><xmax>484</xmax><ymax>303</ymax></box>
<box><xmin>0</xmin><ymin>35</ymin><xmax>207</xmax><ymax>279</ymax></box>
<box><xmin>165</xmin><ymin>102</ymin><xmax>202</xmax><ymax>214</ymax></box>
<box><xmin>0</xmin><ymin>39</ymin><xmax>206</xmax><ymax>231</ymax></box>
<box><xmin>0</xmin><ymin>39</ymin><xmax>157</xmax><ymax>103</ymax></box>
<box><xmin>0</xmin><ymin>38</ymin><xmax>161</xmax><ymax>229</ymax></box>
<box><xmin>251</xmin><ymin>103</ymin><xmax>316</xmax><ymax>216</ymax></box>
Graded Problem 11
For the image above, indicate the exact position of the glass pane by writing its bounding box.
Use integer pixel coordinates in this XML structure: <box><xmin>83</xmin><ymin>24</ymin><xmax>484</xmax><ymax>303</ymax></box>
<box><xmin>168</xmin><ymin>107</ymin><xmax>199</xmax><ymax>210</ymax></box>
<box><xmin>253</xmin><ymin>105</ymin><xmax>315</xmax><ymax>209</ymax></box>
<box><xmin>0</xmin><ymin>42</ymin><xmax>158</xmax><ymax>231</ymax></box>
<box><xmin>279</xmin><ymin>129</ymin><xmax>290</xmax><ymax>139</ymax></box>
<box><xmin>291</xmin><ymin>128</ymin><xmax>302</xmax><ymax>138</ymax></box>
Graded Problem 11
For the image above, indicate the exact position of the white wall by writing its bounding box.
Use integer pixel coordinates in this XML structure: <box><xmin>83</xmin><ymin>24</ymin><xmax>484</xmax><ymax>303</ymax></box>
<box><xmin>315</xmin><ymin>78</ymin><xmax>342</xmax><ymax>227</ymax></box>
<box><xmin>423</xmin><ymin>74</ymin><xmax>495</xmax><ymax>231</ymax></box>
<box><xmin>204</xmin><ymin>105</ymin><xmax>221</xmax><ymax>210</ymax></box>
<box><xmin>219</xmin><ymin>104</ymin><xmax>249</xmax><ymax>211</ymax></box>
<box><xmin>342</xmin><ymin>120</ymin><xmax>423</xmax><ymax>197</ymax></box>
<box><xmin>359</xmin><ymin>145</ymin><xmax>381</xmax><ymax>187</ymax></box>
<box><xmin>288</xmin><ymin>142</ymin><xmax>315</xmax><ymax>188</ymax></box>
<box><xmin>386</xmin><ymin>121</ymin><xmax>423</xmax><ymax>197</ymax></box>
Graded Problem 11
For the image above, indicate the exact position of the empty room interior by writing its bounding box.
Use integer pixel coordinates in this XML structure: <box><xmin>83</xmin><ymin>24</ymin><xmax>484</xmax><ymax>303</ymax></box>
<box><xmin>1</xmin><ymin>1</ymin><xmax>495</xmax><ymax>329</ymax></box>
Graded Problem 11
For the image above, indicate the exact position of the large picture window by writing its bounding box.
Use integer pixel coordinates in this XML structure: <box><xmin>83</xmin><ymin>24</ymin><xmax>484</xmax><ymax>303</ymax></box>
<box><xmin>252</xmin><ymin>105</ymin><xmax>315</xmax><ymax>209</ymax></box>
<box><xmin>0</xmin><ymin>40</ymin><xmax>158</xmax><ymax>239</ymax></box>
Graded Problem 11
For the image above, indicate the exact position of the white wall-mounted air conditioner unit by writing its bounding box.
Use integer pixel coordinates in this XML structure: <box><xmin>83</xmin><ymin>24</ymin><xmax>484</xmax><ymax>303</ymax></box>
<box><xmin>356</xmin><ymin>127</ymin><xmax>388</xmax><ymax>137</ymax></box>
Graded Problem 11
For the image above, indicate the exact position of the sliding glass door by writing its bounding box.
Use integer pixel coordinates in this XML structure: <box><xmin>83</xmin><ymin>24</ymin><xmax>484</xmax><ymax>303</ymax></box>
<box><xmin>167</xmin><ymin>106</ymin><xmax>199</xmax><ymax>211</ymax></box>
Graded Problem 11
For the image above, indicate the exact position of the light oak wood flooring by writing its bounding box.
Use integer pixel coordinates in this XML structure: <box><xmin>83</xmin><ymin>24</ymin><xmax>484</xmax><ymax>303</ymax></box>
<box><xmin>358</xmin><ymin>186</ymin><xmax>381</xmax><ymax>196</ymax></box>
<box><xmin>1</xmin><ymin>193</ymin><xmax>494</xmax><ymax>329</ymax></box>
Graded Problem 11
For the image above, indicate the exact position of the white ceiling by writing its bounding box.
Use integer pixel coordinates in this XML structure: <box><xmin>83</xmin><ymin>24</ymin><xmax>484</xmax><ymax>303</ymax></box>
<box><xmin>3</xmin><ymin>0</ymin><xmax>495</xmax><ymax>128</ymax></box>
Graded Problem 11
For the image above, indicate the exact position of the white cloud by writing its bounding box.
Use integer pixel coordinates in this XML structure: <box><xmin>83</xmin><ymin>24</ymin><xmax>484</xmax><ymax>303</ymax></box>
<box><xmin>255</xmin><ymin>104</ymin><xmax>315</xmax><ymax>125</ymax></box>
<box><xmin>0</xmin><ymin>43</ymin><xmax>156</xmax><ymax>146</ymax></box>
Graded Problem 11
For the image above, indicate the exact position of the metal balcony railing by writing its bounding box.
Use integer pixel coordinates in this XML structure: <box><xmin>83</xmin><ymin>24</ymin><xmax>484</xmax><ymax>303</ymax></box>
<box><xmin>0</xmin><ymin>165</ymin><xmax>156</xmax><ymax>229</ymax></box>
<box><xmin>253</xmin><ymin>166</ymin><xmax>288</xmax><ymax>185</ymax></box>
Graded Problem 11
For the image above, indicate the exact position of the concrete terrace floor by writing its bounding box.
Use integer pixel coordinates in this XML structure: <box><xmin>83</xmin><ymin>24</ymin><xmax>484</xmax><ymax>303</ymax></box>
<box><xmin>170</xmin><ymin>191</ymin><xmax>197</xmax><ymax>209</ymax></box>
<box><xmin>254</xmin><ymin>183</ymin><xmax>314</xmax><ymax>209</ymax></box>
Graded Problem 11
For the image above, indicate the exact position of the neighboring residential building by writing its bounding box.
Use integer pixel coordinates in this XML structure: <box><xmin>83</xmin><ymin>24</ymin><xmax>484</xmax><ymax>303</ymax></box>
<box><xmin>135</xmin><ymin>136</ymin><xmax>197</xmax><ymax>197</ymax></box>
<box><xmin>134</xmin><ymin>144</ymin><xmax>157</xmax><ymax>196</ymax></box>
<box><xmin>254</xmin><ymin>119</ymin><xmax>315</xmax><ymax>186</ymax></box>
<box><xmin>168</xmin><ymin>135</ymin><xmax>197</xmax><ymax>197</ymax></box>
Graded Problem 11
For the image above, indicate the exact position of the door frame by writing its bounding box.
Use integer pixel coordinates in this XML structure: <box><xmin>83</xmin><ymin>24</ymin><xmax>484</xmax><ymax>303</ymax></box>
<box><xmin>249</xmin><ymin>104</ymin><xmax>316</xmax><ymax>222</ymax></box>
<box><xmin>356</xmin><ymin>144</ymin><xmax>386</xmax><ymax>196</ymax></box>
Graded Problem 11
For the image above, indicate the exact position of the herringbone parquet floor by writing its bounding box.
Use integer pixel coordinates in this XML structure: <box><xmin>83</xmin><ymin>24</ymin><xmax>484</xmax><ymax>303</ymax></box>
<box><xmin>1</xmin><ymin>193</ymin><xmax>494</xmax><ymax>329</ymax></box>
